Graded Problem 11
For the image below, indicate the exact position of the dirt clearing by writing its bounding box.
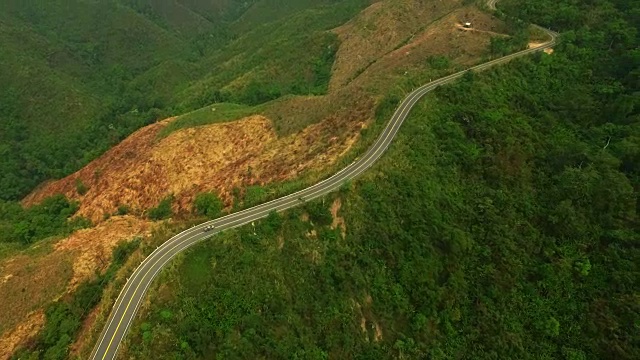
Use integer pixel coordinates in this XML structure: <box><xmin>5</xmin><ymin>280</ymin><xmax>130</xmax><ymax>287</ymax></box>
<box><xmin>0</xmin><ymin>250</ymin><xmax>72</xmax><ymax>354</ymax></box>
<box><xmin>54</xmin><ymin>215</ymin><xmax>153</xmax><ymax>291</ymax></box>
<box><xmin>529</xmin><ymin>41</ymin><xmax>554</xmax><ymax>54</ymax></box>
<box><xmin>23</xmin><ymin>111</ymin><xmax>371</xmax><ymax>226</ymax></box>
<box><xmin>0</xmin><ymin>310</ymin><xmax>45</xmax><ymax>360</ymax></box>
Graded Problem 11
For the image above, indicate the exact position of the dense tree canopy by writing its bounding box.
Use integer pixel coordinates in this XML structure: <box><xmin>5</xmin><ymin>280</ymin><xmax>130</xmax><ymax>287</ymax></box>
<box><xmin>193</xmin><ymin>192</ymin><xmax>224</xmax><ymax>218</ymax></box>
<box><xmin>0</xmin><ymin>194</ymin><xmax>90</xmax><ymax>245</ymax></box>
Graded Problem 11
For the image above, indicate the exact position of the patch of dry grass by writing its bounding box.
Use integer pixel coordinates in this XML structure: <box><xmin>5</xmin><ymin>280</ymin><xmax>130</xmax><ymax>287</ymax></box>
<box><xmin>0</xmin><ymin>250</ymin><xmax>72</xmax><ymax>351</ymax></box>
<box><xmin>0</xmin><ymin>216</ymin><xmax>156</xmax><ymax>356</ymax></box>
<box><xmin>348</xmin><ymin>6</ymin><xmax>505</xmax><ymax>93</ymax></box>
<box><xmin>54</xmin><ymin>216</ymin><xmax>153</xmax><ymax>291</ymax></box>
<box><xmin>22</xmin><ymin>106</ymin><xmax>373</xmax><ymax>227</ymax></box>
<box><xmin>330</xmin><ymin>0</ymin><xmax>464</xmax><ymax>91</ymax></box>
<box><xmin>0</xmin><ymin>311</ymin><xmax>45</xmax><ymax>360</ymax></box>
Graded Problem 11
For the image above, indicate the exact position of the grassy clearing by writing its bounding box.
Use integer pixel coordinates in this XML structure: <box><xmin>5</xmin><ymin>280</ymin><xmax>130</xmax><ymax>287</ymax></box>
<box><xmin>158</xmin><ymin>103</ymin><xmax>264</xmax><ymax>138</ymax></box>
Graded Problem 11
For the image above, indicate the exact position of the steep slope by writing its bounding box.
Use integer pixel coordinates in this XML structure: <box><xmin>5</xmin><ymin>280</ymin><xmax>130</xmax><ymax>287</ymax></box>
<box><xmin>0</xmin><ymin>0</ymin><xmax>190</xmax><ymax>200</ymax></box>
<box><xmin>22</xmin><ymin>112</ymin><xmax>368</xmax><ymax>223</ymax></box>
<box><xmin>0</xmin><ymin>215</ymin><xmax>153</xmax><ymax>357</ymax></box>
<box><xmin>329</xmin><ymin>0</ymin><xmax>461</xmax><ymax>90</ymax></box>
<box><xmin>340</xmin><ymin>6</ymin><xmax>507</xmax><ymax>92</ymax></box>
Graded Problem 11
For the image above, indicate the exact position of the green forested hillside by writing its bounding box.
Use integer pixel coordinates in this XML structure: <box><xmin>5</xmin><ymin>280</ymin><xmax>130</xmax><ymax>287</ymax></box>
<box><xmin>119</xmin><ymin>0</ymin><xmax>639</xmax><ymax>359</ymax></box>
<box><xmin>0</xmin><ymin>0</ymin><xmax>370</xmax><ymax>201</ymax></box>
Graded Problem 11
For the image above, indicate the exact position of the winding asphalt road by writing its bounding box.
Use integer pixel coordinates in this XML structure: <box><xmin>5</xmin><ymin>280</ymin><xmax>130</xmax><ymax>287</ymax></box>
<box><xmin>90</xmin><ymin>5</ymin><xmax>557</xmax><ymax>359</ymax></box>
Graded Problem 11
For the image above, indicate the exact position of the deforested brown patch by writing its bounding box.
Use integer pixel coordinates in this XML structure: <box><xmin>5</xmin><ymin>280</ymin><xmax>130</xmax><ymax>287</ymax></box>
<box><xmin>23</xmin><ymin>109</ymin><xmax>371</xmax><ymax>226</ymax></box>
<box><xmin>330</xmin><ymin>0</ymin><xmax>464</xmax><ymax>91</ymax></box>
<box><xmin>54</xmin><ymin>215</ymin><xmax>153</xmax><ymax>291</ymax></box>
<box><xmin>347</xmin><ymin>6</ymin><xmax>505</xmax><ymax>92</ymax></box>
<box><xmin>0</xmin><ymin>251</ymin><xmax>72</xmax><ymax>348</ymax></box>
<box><xmin>0</xmin><ymin>310</ymin><xmax>45</xmax><ymax>360</ymax></box>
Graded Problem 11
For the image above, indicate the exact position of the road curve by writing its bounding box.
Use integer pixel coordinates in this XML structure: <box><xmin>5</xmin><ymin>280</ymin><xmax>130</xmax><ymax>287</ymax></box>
<box><xmin>91</xmin><ymin>6</ymin><xmax>557</xmax><ymax>360</ymax></box>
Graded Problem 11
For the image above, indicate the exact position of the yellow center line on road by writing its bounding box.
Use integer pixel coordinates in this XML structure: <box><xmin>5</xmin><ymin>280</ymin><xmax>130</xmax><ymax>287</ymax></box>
<box><xmin>99</xmin><ymin>230</ymin><xmax>203</xmax><ymax>359</ymax></box>
<box><xmin>90</xmin><ymin>223</ymin><xmax>207</xmax><ymax>358</ymax></box>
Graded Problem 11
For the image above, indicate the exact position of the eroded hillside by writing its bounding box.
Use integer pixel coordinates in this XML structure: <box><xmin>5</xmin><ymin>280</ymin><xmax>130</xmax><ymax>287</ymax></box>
<box><xmin>23</xmin><ymin>113</ymin><xmax>369</xmax><ymax>223</ymax></box>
